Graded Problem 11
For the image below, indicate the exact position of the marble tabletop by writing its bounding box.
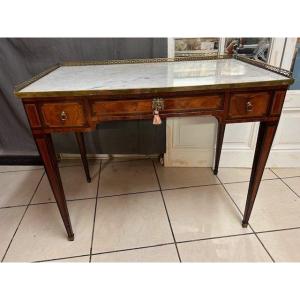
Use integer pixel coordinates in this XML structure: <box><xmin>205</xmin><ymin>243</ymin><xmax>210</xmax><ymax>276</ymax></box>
<box><xmin>18</xmin><ymin>58</ymin><xmax>289</xmax><ymax>94</ymax></box>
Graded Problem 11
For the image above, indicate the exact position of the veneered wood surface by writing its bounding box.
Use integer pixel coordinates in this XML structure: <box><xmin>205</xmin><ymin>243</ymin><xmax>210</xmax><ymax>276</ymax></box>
<box><xmin>228</xmin><ymin>92</ymin><xmax>271</xmax><ymax>119</ymax></box>
<box><xmin>270</xmin><ymin>90</ymin><xmax>287</xmax><ymax>116</ymax></box>
<box><xmin>41</xmin><ymin>102</ymin><xmax>86</xmax><ymax>128</ymax></box>
<box><xmin>24</xmin><ymin>104</ymin><xmax>41</xmax><ymax>128</ymax></box>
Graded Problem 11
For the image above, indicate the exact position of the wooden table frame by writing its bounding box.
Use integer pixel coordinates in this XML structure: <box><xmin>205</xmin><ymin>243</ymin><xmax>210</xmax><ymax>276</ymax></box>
<box><xmin>15</xmin><ymin>55</ymin><xmax>294</xmax><ymax>241</ymax></box>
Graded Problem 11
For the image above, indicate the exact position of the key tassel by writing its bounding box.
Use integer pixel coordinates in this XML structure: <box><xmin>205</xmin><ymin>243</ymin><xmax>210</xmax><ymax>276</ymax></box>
<box><xmin>153</xmin><ymin>110</ymin><xmax>162</xmax><ymax>125</ymax></box>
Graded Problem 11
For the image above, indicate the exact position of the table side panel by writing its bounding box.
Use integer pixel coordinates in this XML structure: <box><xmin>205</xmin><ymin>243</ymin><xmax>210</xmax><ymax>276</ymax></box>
<box><xmin>270</xmin><ymin>90</ymin><xmax>287</xmax><ymax>116</ymax></box>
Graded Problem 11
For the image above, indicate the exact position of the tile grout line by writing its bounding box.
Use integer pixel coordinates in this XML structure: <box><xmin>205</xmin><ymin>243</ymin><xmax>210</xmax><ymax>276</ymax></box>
<box><xmin>151</xmin><ymin>159</ymin><xmax>182</xmax><ymax>262</ymax></box>
<box><xmin>222</xmin><ymin>177</ymin><xmax>281</xmax><ymax>185</ymax></box>
<box><xmin>1</xmin><ymin>171</ymin><xmax>46</xmax><ymax>262</ymax></box>
<box><xmin>0</xmin><ymin>176</ymin><xmax>285</xmax><ymax>211</ymax></box>
<box><xmin>35</xmin><ymin>242</ymin><xmax>177</xmax><ymax>262</ymax></box>
<box><xmin>34</xmin><ymin>253</ymin><xmax>91</xmax><ymax>263</ymax></box>
<box><xmin>215</xmin><ymin>173</ymin><xmax>248</xmax><ymax>219</ymax></box>
<box><xmin>98</xmin><ymin>189</ymin><xmax>161</xmax><ymax>199</ymax></box>
<box><xmin>177</xmin><ymin>232</ymin><xmax>255</xmax><ymax>244</ymax></box>
<box><xmin>269</xmin><ymin>168</ymin><xmax>300</xmax><ymax>180</ymax></box>
<box><xmin>269</xmin><ymin>169</ymin><xmax>300</xmax><ymax>198</ymax></box>
<box><xmin>268</xmin><ymin>168</ymin><xmax>281</xmax><ymax>179</ymax></box>
<box><xmin>89</xmin><ymin>160</ymin><xmax>102</xmax><ymax>263</ymax></box>
<box><xmin>92</xmin><ymin>242</ymin><xmax>176</xmax><ymax>257</ymax></box>
<box><xmin>250</xmin><ymin>226</ymin><xmax>275</xmax><ymax>262</ymax></box>
<box><xmin>256</xmin><ymin>226</ymin><xmax>300</xmax><ymax>234</ymax></box>
<box><xmin>216</xmin><ymin>172</ymin><xmax>275</xmax><ymax>263</ymax></box>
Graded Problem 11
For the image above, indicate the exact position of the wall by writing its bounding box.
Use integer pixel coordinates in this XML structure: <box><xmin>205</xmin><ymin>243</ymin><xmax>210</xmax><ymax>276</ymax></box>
<box><xmin>0</xmin><ymin>38</ymin><xmax>167</xmax><ymax>159</ymax></box>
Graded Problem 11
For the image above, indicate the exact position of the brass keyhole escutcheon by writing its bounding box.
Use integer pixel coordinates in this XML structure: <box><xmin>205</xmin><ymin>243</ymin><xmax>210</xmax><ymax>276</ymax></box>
<box><xmin>152</xmin><ymin>97</ymin><xmax>164</xmax><ymax>111</ymax></box>
<box><xmin>60</xmin><ymin>111</ymin><xmax>68</xmax><ymax>121</ymax></box>
<box><xmin>246</xmin><ymin>101</ymin><xmax>253</xmax><ymax>112</ymax></box>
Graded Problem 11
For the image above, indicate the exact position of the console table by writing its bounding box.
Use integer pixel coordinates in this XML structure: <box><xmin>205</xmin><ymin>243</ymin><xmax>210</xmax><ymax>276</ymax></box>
<box><xmin>15</xmin><ymin>55</ymin><xmax>294</xmax><ymax>241</ymax></box>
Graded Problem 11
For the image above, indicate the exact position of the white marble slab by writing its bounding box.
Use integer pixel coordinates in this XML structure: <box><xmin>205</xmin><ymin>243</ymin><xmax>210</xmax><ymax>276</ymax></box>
<box><xmin>19</xmin><ymin>59</ymin><xmax>288</xmax><ymax>93</ymax></box>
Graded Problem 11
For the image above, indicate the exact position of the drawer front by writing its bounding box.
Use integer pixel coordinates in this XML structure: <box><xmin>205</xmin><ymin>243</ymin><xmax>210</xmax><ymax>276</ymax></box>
<box><xmin>41</xmin><ymin>102</ymin><xmax>86</xmax><ymax>128</ymax></box>
<box><xmin>228</xmin><ymin>92</ymin><xmax>271</xmax><ymax>119</ymax></box>
<box><xmin>163</xmin><ymin>95</ymin><xmax>223</xmax><ymax>112</ymax></box>
<box><xmin>92</xmin><ymin>100</ymin><xmax>152</xmax><ymax>116</ymax></box>
<box><xmin>92</xmin><ymin>95</ymin><xmax>223</xmax><ymax>117</ymax></box>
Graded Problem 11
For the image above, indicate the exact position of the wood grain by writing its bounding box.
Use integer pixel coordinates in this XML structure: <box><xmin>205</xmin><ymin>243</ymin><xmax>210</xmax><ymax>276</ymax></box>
<box><xmin>41</xmin><ymin>102</ymin><xmax>86</xmax><ymax>128</ymax></box>
<box><xmin>228</xmin><ymin>92</ymin><xmax>271</xmax><ymax>119</ymax></box>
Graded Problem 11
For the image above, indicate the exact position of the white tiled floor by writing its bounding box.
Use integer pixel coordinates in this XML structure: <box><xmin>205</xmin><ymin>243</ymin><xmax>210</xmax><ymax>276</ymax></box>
<box><xmin>0</xmin><ymin>160</ymin><xmax>300</xmax><ymax>263</ymax></box>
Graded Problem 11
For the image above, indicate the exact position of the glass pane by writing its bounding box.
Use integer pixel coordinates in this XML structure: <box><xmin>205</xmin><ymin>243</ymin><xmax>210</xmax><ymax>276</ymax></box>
<box><xmin>175</xmin><ymin>38</ymin><xmax>219</xmax><ymax>57</ymax></box>
<box><xmin>290</xmin><ymin>38</ymin><xmax>300</xmax><ymax>90</ymax></box>
<box><xmin>225</xmin><ymin>37</ymin><xmax>271</xmax><ymax>62</ymax></box>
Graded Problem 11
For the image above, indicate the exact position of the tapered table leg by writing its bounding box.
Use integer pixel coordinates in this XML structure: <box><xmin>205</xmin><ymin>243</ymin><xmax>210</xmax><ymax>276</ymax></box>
<box><xmin>34</xmin><ymin>133</ymin><xmax>74</xmax><ymax>241</ymax></box>
<box><xmin>213</xmin><ymin>122</ymin><xmax>226</xmax><ymax>175</ymax></box>
<box><xmin>242</xmin><ymin>121</ymin><xmax>279</xmax><ymax>227</ymax></box>
<box><xmin>75</xmin><ymin>132</ymin><xmax>91</xmax><ymax>183</ymax></box>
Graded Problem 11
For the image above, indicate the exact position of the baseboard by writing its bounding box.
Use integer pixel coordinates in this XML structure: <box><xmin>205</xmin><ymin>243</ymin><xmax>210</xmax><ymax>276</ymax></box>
<box><xmin>59</xmin><ymin>153</ymin><xmax>160</xmax><ymax>160</ymax></box>
<box><xmin>0</xmin><ymin>155</ymin><xmax>43</xmax><ymax>165</ymax></box>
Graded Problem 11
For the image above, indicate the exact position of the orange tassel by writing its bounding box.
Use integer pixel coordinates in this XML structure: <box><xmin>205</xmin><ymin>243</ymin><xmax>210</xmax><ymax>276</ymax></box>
<box><xmin>153</xmin><ymin>110</ymin><xmax>162</xmax><ymax>125</ymax></box>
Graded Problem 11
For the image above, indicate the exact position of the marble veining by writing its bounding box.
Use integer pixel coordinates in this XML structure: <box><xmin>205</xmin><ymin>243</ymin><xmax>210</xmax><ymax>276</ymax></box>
<box><xmin>19</xmin><ymin>59</ymin><xmax>288</xmax><ymax>93</ymax></box>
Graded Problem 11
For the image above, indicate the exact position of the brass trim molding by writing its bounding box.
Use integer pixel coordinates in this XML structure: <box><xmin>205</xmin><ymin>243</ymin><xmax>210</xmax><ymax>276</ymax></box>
<box><xmin>234</xmin><ymin>55</ymin><xmax>293</xmax><ymax>78</ymax></box>
<box><xmin>62</xmin><ymin>54</ymin><xmax>231</xmax><ymax>66</ymax></box>
<box><xmin>14</xmin><ymin>63</ymin><xmax>61</xmax><ymax>94</ymax></box>
<box><xmin>63</xmin><ymin>54</ymin><xmax>293</xmax><ymax>79</ymax></box>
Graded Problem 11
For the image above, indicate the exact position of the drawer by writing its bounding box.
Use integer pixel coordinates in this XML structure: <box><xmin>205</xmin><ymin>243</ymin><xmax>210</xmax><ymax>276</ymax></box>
<box><xmin>40</xmin><ymin>102</ymin><xmax>86</xmax><ymax>128</ymax></box>
<box><xmin>163</xmin><ymin>95</ymin><xmax>223</xmax><ymax>112</ymax></box>
<box><xmin>228</xmin><ymin>92</ymin><xmax>271</xmax><ymax>119</ymax></box>
<box><xmin>92</xmin><ymin>94</ymin><xmax>223</xmax><ymax>117</ymax></box>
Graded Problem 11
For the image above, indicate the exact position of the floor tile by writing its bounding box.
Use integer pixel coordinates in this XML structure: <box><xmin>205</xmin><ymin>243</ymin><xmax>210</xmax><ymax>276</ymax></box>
<box><xmin>0</xmin><ymin>169</ymin><xmax>44</xmax><ymax>208</ymax></box>
<box><xmin>92</xmin><ymin>244</ymin><xmax>179</xmax><ymax>262</ymax></box>
<box><xmin>258</xmin><ymin>229</ymin><xmax>300</xmax><ymax>262</ymax></box>
<box><xmin>225</xmin><ymin>179</ymin><xmax>300</xmax><ymax>232</ymax></box>
<box><xmin>271</xmin><ymin>168</ymin><xmax>300</xmax><ymax>178</ymax></box>
<box><xmin>163</xmin><ymin>185</ymin><xmax>250</xmax><ymax>242</ymax></box>
<box><xmin>0</xmin><ymin>165</ymin><xmax>44</xmax><ymax>172</ymax></box>
<box><xmin>155</xmin><ymin>163</ymin><xmax>219</xmax><ymax>189</ymax></box>
<box><xmin>178</xmin><ymin>234</ymin><xmax>271</xmax><ymax>262</ymax></box>
<box><xmin>282</xmin><ymin>177</ymin><xmax>300</xmax><ymax>196</ymax></box>
<box><xmin>4</xmin><ymin>199</ymin><xmax>95</xmax><ymax>262</ymax></box>
<box><xmin>99</xmin><ymin>159</ymin><xmax>159</xmax><ymax>197</ymax></box>
<box><xmin>0</xmin><ymin>206</ymin><xmax>26</xmax><ymax>260</ymax></box>
<box><xmin>217</xmin><ymin>168</ymin><xmax>276</xmax><ymax>184</ymax></box>
<box><xmin>92</xmin><ymin>191</ymin><xmax>173</xmax><ymax>253</ymax></box>
<box><xmin>31</xmin><ymin>163</ymin><xmax>100</xmax><ymax>204</ymax></box>
<box><xmin>43</xmin><ymin>255</ymin><xmax>90</xmax><ymax>262</ymax></box>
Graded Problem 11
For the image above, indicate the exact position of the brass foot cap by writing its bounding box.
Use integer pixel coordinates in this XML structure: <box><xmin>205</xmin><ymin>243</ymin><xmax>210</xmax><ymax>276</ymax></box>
<box><xmin>68</xmin><ymin>234</ymin><xmax>75</xmax><ymax>241</ymax></box>
<box><xmin>242</xmin><ymin>222</ymin><xmax>248</xmax><ymax>228</ymax></box>
<box><xmin>87</xmin><ymin>177</ymin><xmax>92</xmax><ymax>183</ymax></box>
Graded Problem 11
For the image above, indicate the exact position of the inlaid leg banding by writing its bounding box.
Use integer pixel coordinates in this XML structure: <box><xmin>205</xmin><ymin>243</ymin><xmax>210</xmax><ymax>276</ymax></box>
<box><xmin>242</xmin><ymin>121</ymin><xmax>279</xmax><ymax>227</ymax></box>
<box><xmin>35</xmin><ymin>133</ymin><xmax>74</xmax><ymax>241</ymax></box>
<box><xmin>213</xmin><ymin>122</ymin><xmax>226</xmax><ymax>175</ymax></box>
<box><xmin>75</xmin><ymin>132</ymin><xmax>91</xmax><ymax>183</ymax></box>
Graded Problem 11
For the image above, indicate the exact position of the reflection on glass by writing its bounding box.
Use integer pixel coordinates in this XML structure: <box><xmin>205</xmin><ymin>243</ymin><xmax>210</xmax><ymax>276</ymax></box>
<box><xmin>225</xmin><ymin>38</ymin><xmax>271</xmax><ymax>62</ymax></box>
<box><xmin>175</xmin><ymin>38</ymin><xmax>219</xmax><ymax>57</ymax></box>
